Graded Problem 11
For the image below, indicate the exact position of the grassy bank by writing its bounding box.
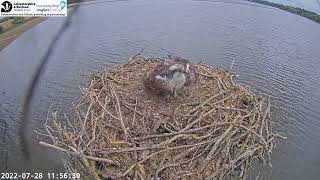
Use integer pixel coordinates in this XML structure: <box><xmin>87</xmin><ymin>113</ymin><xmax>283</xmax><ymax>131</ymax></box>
<box><xmin>0</xmin><ymin>17</ymin><xmax>47</xmax><ymax>50</ymax></box>
<box><xmin>0</xmin><ymin>0</ymin><xmax>80</xmax><ymax>51</ymax></box>
<box><xmin>246</xmin><ymin>0</ymin><xmax>320</xmax><ymax>24</ymax></box>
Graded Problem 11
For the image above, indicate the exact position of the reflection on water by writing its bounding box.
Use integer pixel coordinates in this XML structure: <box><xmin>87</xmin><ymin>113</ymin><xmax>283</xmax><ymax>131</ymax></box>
<box><xmin>0</xmin><ymin>0</ymin><xmax>320</xmax><ymax>179</ymax></box>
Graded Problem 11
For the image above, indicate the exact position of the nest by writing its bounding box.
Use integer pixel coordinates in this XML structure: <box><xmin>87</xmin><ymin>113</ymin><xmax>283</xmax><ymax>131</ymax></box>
<box><xmin>38</xmin><ymin>56</ymin><xmax>283</xmax><ymax>180</ymax></box>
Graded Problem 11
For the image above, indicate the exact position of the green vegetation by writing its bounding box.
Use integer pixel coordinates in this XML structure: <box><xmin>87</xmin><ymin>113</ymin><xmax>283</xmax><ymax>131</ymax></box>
<box><xmin>0</xmin><ymin>17</ymin><xmax>28</xmax><ymax>34</ymax></box>
<box><xmin>247</xmin><ymin>0</ymin><xmax>320</xmax><ymax>24</ymax></box>
<box><xmin>0</xmin><ymin>17</ymin><xmax>47</xmax><ymax>50</ymax></box>
<box><xmin>0</xmin><ymin>0</ymin><xmax>78</xmax><ymax>28</ymax></box>
<box><xmin>0</xmin><ymin>0</ymin><xmax>82</xmax><ymax>49</ymax></box>
<box><xmin>0</xmin><ymin>17</ymin><xmax>14</xmax><ymax>23</ymax></box>
<box><xmin>67</xmin><ymin>0</ymin><xmax>77</xmax><ymax>4</ymax></box>
<box><xmin>11</xmin><ymin>17</ymin><xmax>25</xmax><ymax>25</ymax></box>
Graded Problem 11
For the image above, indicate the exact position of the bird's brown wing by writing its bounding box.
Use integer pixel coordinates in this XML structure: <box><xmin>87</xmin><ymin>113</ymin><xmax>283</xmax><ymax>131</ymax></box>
<box><xmin>143</xmin><ymin>63</ymin><xmax>171</xmax><ymax>95</ymax></box>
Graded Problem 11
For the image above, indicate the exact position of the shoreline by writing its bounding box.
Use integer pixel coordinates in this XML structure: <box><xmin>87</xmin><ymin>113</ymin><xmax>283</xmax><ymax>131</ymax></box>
<box><xmin>0</xmin><ymin>0</ymin><xmax>319</xmax><ymax>51</ymax></box>
<box><xmin>246</xmin><ymin>0</ymin><xmax>320</xmax><ymax>24</ymax></box>
<box><xmin>0</xmin><ymin>17</ymin><xmax>47</xmax><ymax>51</ymax></box>
<box><xmin>0</xmin><ymin>0</ymin><xmax>97</xmax><ymax>52</ymax></box>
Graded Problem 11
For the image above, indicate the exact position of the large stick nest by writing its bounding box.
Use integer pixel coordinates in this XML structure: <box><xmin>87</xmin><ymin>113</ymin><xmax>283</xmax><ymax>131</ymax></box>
<box><xmin>39</xmin><ymin>56</ymin><xmax>281</xmax><ymax>180</ymax></box>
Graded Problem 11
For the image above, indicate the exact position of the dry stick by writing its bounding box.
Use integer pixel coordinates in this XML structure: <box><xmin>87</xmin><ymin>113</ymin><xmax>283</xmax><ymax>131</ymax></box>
<box><xmin>174</xmin><ymin>146</ymin><xmax>198</xmax><ymax>161</ymax></box>
<box><xmin>127</xmin><ymin>49</ymin><xmax>144</xmax><ymax>63</ymax></box>
<box><xmin>266</xmin><ymin>97</ymin><xmax>272</xmax><ymax>137</ymax></box>
<box><xmin>256</xmin><ymin>99</ymin><xmax>263</xmax><ymax>128</ymax></box>
<box><xmin>121</xmin><ymin>151</ymin><xmax>161</xmax><ymax>177</ymax></box>
<box><xmin>205</xmin><ymin>146</ymin><xmax>260</xmax><ymax>180</ymax></box>
<box><xmin>180</xmin><ymin>108</ymin><xmax>216</xmax><ymax>132</ymax></box>
<box><xmin>218</xmin><ymin>136</ymin><xmax>273</xmax><ymax>180</ymax></box>
<box><xmin>39</xmin><ymin>141</ymin><xmax>119</xmax><ymax>166</ymax></box>
<box><xmin>197</xmin><ymin>67</ymin><xmax>228</xmax><ymax>90</ymax></box>
<box><xmin>193</xmin><ymin>129</ymin><xmax>216</xmax><ymax>141</ymax></box>
<box><xmin>98</xmin><ymin>139</ymin><xmax>213</xmax><ymax>154</ymax></box>
<box><xmin>223</xmin><ymin>133</ymin><xmax>232</xmax><ymax>161</ymax></box>
<box><xmin>106</xmin><ymin>74</ymin><xmax>124</xmax><ymax>85</ymax></box>
<box><xmin>136</xmin><ymin>171</ymin><xmax>145</xmax><ymax>180</ymax></box>
<box><xmin>95</xmin><ymin>95</ymin><xmax>120</xmax><ymax>120</ymax></box>
<box><xmin>64</xmin><ymin>113</ymin><xmax>76</xmax><ymax>134</ymax></box>
<box><xmin>163</xmin><ymin>124</ymin><xmax>177</xmax><ymax>133</ymax></box>
<box><xmin>98</xmin><ymin>89</ymin><xmax>115</xmax><ymax>132</ymax></box>
<box><xmin>44</xmin><ymin>111</ymin><xmax>56</xmax><ymax>144</ymax></box>
<box><xmin>159</xmin><ymin>149</ymin><xmax>169</xmax><ymax>168</ymax></box>
<box><xmin>155</xmin><ymin>162</ymin><xmax>183</xmax><ymax>178</ymax></box>
<box><xmin>158</xmin><ymin>134</ymin><xmax>194</xmax><ymax>147</ymax></box>
<box><xmin>132</xmin><ymin>121</ymin><xmax>236</xmax><ymax>141</ymax></box>
<box><xmin>75</xmin><ymin>101</ymin><xmax>93</xmax><ymax>142</ymax></box>
<box><xmin>133</xmin><ymin>107</ymin><xmax>255</xmax><ymax>141</ymax></box>
<box><xmin>188</xmin><ymin>144</ymin><xmax>203</xmax><ymax>166</ymax></box>
<box><xmin>200</xmin><ymin>116</ymin><xmax>238</xmax><ymax>172</ymax></box>
<box><xmin>273</xmin><ymin>133</ymin><xmax>287</xmax><ymax>140</ymax></box>
<box><xmin>121</xmin><ymin>100</ymin><xmax>144</xmax><ymax>116</ymax></box>
<box><xmin>81</xmin><ymin>123</ymin><xmax>103</xmax><ymax>154</ymax></box>
<box><xmin>68</xmin><ymin>145</ymin><xmax>101</xmax><ymax>180</ymax></box>
<box><xmin>33</xmin><ymin>130</ymin><xmax>53</xmax><ymax>139</ymax></box>
<box><xmin>122</xmin><ymin>164</ymin><xmax>137</xmax><ymax>178</ymax></box>
<box><xmin>182</xmin><ymin>119</ymin><xmax>271</xmax><ymax>165</ymax></box>
<box><xmin>110</xmin><ymin>84</ymin><xmax>128</xmax><ymax>140</ymax></box>
<box><xmin>227</xmin><ymin>58</ymin><xmax>236</xmax><ymax>77</ymax></box>
<box><xmin>132</xmin><ymin>98</ymin><xmax>138</xmax><ymax>126</ymax></box>
<box><xmin>214</xmin><ymin>157</ymin><xmax>223</xmax><ymax>178</ymax></box>
<box><xmin>215</xmin><ymin>77</ymin><xmax>222</xmax><ymax>92</ymax></box>
<box><xmin>260</xmin><ymin>98</ymin><xmax>270</xmax><ymax>136</ymax></box>
<box><xmin>215</xmin><ymin>106</ymin><xmax>247</xmax><ymax>112</ymax></box>
<box><xmin>234</xmin><ymin>123</ymin><xmax>272</xmax><ymax>167</ymax></box>
<box><xmin>189</xmin><ymin>90</ymin><xmax>228</xmax><ymax>113</ymax></box>
<box><xmin>98</xmin><ymin>142</ymin><xmax>162</xmax><ymax>154</ymax></box>
<box><xmin>176</xmin><ymin>172</ymin><xmax>197</xmax><ymax>179</ymax></box>
<box><xmin>51</xmin><ymin>115</ymin><xmax>66</xmax><ymax>144</ymax></box>
<box><xmin>212</xmin><ymin>94</ymin><xmax>234</xmax><ymax>105</ymax></box>
<box><xmin>190</xmin><ymin>134</ymin><xmax>222</xmax><ymax>163</ymax></box>
<box><xmin>240</xmin><ymin>159</ymin><xmax>248</xmax><ymax>180</ymax></box>
<box><xmin>225</xmin><ymin>130</ymin><xmax>247</xmax><ymax>179</ymax></box>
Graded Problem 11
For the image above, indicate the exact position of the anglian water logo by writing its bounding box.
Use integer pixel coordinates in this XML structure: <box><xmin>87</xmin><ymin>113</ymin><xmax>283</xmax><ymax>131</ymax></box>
<box><xmin>1</xmin><ymin>1</ymin><xmax>13</xmax><ymax>12</ymax></box>
<box><xmin>59</xmin><ymin>0</ymin><xmax>65</xmax><ymax>11</ymax></box>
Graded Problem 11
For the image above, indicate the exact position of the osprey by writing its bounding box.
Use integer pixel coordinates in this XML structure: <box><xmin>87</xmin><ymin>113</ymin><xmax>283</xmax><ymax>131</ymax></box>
<box><xmin>144</xmin><ymin>57</ymin><xmax>195</xmax><ymax>97</ymax></box>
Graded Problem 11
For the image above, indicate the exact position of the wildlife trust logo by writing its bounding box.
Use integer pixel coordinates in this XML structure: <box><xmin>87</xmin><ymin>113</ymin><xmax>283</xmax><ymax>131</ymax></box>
<box><xmin>1</xmin><ymin>1</ymin><xmax>13</xmax><ymax>12</ymax></box>
<box><xmin>0</xmin><ymin>0</ymin><xmax>67</xmax><ymax>16</ymax></box>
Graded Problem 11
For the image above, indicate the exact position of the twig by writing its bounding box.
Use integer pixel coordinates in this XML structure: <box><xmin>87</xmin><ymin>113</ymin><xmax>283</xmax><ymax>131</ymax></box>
<box><xmin>39</xmin><ymin>141</ymin><xmax>119</xmax><ymax>166</ymax></box>
<box><xmin>110</xmin><ymin>84</ymin><xmax>128</xmax><ymax>140</ymax></box>
<box><xmin>181</xmin><ymin>108</ymin><xmax>216</xmax><ymax>132</ymax></box>
<box><xmin>95</xmin><ymin>94</ymin><xmax>120</xmax><ymax>120</ymax></box>
<box><xmin>155</xmin><ymin>162</ymin><xmax>183</xmax><ymax>178</ymax></box>
<box><xmin>227</xmin><ymin>59</ymin><xmax>236</xmax><ymax>77</ymax></box>
<box><xmin>206</xmin><ymin>146</ymin><xmax>260</xmax><ymax>180</ymax></box>
<box><xmin>128</xmin><ymin>49</ymin><xmax>144</xmax><ymax>63</ymax></box>
<box><xmin>200</xmin><ymin>116</ymin><xmax>238</xmax><ymax>172</ymax></box>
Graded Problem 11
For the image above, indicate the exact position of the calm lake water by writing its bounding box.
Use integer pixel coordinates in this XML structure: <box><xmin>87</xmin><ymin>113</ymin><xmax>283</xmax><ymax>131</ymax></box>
<box><xmin>1</xmin><ymin>0</ymin><xmax>320</xmax><ymax>179</ymax></box>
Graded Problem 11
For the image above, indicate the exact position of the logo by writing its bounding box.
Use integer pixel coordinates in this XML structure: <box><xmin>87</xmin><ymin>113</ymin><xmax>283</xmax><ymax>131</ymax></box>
<box><xmin>59</xmin><ymin>1</ymin><xmax>65</xmax><ymax>11</ymax></box>
<box><xmin>1</xmin><ymin>0</ymin><xmax>67</xmax><ymax>17</ymax></box>
<box><xmin>1</xmin><ymin>1</ymin><xmax>13</xmax><ymax>12</ymax></box>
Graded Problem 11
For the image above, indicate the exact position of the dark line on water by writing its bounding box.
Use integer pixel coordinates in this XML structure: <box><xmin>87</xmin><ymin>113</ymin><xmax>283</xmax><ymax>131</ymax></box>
<box><xmin>18</xmin><ymin>0</ymin><xmax>133</xmax><ymax>161</ymax></box>
<box><xmin>18</xmin><ymin>0</ymin><xmax>82</xmax><ymax>160</ymax></box>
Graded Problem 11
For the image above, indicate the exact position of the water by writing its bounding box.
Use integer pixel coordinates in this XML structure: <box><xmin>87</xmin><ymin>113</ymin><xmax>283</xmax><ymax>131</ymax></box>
<box><xmin>0</xmin><ymin>0</ymin><xmax>320</xmax><ymax>179</ymax></box>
